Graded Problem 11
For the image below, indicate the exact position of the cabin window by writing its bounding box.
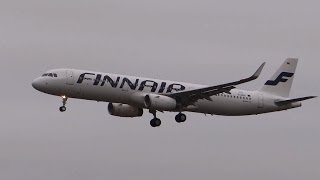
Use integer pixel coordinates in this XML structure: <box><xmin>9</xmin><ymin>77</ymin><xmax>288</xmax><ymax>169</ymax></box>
<box><xmin>53</xmin><ymin>73</ymin><xmax>58</xmax><ymax>77</ymax></box>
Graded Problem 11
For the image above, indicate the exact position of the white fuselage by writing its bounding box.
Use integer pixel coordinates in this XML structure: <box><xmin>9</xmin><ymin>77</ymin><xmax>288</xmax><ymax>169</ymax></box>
<box><xmin>32</xmin><ymin>69</ymin><xmax>301</xmax><ymax>116</ymax></box>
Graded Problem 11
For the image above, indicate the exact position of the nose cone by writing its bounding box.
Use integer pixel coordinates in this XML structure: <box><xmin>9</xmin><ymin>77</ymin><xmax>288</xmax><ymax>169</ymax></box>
<box><xmin>32</xmin><ymin>78</ymin><xmax>42</xmax><ymax>91</ymax></box>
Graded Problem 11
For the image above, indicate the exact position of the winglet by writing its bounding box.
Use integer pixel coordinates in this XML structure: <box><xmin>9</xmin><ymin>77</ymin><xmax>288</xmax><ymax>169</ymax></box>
<box><xmin>252</xmin><ymin>62</ymin><xmax>266</xmax><ymax>79</ymax></box>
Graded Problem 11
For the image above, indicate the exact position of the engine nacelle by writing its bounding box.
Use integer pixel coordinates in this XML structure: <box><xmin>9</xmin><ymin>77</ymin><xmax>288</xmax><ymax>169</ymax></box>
<box><xmin>108</xmin><ymin>103</ymin><xmax>143</xmax><ymax>117</ymax></box>
<box><xmin>144</xmin><ymin>94</ymin><xmax>177</xmax><ymax>111</ymax></box>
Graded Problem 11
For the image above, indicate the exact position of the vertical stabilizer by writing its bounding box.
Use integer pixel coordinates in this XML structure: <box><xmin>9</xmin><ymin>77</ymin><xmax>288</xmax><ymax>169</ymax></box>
<box><xmin>260</xmin><ymin>58</ymin><xmax>298</xmax><ymax>97</ymax></box>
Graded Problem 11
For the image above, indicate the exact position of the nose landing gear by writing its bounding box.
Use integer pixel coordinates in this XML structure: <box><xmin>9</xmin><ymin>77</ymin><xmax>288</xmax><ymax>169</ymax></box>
<box><xmin>59</xmin><ymin>96</ymin><xmax>68</xmax><ymax>112</ymax></box>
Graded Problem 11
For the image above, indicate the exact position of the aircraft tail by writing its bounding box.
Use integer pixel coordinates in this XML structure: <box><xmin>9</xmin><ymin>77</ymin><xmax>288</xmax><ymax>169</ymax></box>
<box><xmin>259</xmin><ymin>58</ymin><xmax>298</xmax><ymax>97</ymax></box>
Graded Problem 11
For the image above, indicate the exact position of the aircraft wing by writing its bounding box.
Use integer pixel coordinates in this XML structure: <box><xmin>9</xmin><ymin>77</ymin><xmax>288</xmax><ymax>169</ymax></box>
<box><xmin>168</xmin><ymin>62</ymin><xmax>266</xmax><ymax>107</ymax></box>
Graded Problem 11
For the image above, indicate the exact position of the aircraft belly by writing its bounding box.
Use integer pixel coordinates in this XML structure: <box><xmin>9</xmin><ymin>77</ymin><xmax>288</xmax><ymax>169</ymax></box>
<box><xmin>68</xmin><ymin>84</ymin><xmax>123</xmax><ymax>103</ymax></box>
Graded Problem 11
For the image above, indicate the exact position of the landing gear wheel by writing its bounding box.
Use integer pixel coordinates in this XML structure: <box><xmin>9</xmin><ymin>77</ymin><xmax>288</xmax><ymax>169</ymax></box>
<box><xmin>150</xmin><ymin>118</ymin><xmax>161</xmax><ymax>127</ymax></box>
<box><xmin>59</xmin><ymin>96</ymin><xmax>68</xmax><ymax>112</ymax></box>
<box><xmin>149</xmin><ymin>110</ymin><xmax>161</xmax><ymax>127</ymax></box>
<box><xmin>175</xmin><ymin>113</ymin><xmax>187</xmax><ymax>123</ymax></box>
<box><xmin>59</xmin><ymin>106</ymin><xmax>66</xmax><ymax>112</ymax></box>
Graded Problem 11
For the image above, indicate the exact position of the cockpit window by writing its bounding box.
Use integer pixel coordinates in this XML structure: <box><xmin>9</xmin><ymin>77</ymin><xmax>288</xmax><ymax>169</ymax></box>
<box><xmin>42</xmin><ymin>73</ymin><xmax>58</xmax><ymax>78</ymax></box>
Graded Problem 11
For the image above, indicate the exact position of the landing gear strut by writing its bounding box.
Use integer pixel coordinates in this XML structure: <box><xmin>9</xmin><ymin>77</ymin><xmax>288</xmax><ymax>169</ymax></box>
<box><xmin>175</xmin><ymin>113</ymin><xmax>187</xmax><ymax>123</ymax></box>
<box><xmin>59</xmin><ymin>95</ymin><xmax>68</xmax><ymax>112</ymax></box>
<box><xmin>149</xmin><ymin>110</ymin><xmax>161</xmax><ymax>127</ymax></box>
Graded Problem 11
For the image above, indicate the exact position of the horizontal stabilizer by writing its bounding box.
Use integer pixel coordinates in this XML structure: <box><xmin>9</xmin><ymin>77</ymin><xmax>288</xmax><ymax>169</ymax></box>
<box><xmin>275</xmin><ymin>96</ymin><xmax>317</xmax><ymax>106</ymax></box>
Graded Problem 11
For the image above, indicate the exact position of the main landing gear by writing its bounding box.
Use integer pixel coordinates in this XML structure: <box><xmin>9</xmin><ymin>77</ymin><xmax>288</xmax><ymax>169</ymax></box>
<box><xmin>175</xmin><ymin>113</ymin><xmax>187</xmax><ymax>123</ymax></box>
<box><xmin>59</xmin><ymin>95</ymin><xmax>68</xmax><ymax>112</ymax></box>
<box><xmin>149</xmin><ymin>110</ymin><xmax>161</xmax><ymax>127</ymax></box>
<box><xmin>149</xmin><ymin>110</ymin><xmax>187</xmax><ymax>127</ymax></box>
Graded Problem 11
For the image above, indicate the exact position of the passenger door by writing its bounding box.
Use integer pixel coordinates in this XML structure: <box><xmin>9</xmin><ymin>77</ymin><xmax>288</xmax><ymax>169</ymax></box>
<box><xmin>66</xmin><ymin>70</ymin><xmax>74</xmax><ymax>85</ymax></box>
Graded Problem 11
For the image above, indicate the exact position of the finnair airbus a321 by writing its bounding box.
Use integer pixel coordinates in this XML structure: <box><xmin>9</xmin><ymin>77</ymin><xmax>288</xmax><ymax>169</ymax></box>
<box><xmin>32</xmin><ymin>58</ymin><xmax>316</xmax><ymax>127</ymax></box>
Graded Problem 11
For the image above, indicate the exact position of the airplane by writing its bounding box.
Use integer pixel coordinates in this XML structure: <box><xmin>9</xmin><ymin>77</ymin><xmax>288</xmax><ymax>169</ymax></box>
<box><xmin>32</xmin><ymin>58</ymin><xmax>316</xmax><ymax>127</ymax></box>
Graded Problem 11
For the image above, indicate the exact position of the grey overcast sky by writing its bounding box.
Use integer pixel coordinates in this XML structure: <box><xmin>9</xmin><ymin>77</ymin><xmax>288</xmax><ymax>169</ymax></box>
<box><xmin>0</xmin><ymin>0</ymin><xmax>319</xmax><ymax>179</ymax></box>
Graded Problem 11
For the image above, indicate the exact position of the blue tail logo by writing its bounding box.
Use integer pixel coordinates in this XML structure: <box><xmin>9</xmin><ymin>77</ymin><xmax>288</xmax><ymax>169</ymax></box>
<box><xmin>265</xmin><ymin>72</ymin><xmax>294</xmax><ymax>86</ymax></box>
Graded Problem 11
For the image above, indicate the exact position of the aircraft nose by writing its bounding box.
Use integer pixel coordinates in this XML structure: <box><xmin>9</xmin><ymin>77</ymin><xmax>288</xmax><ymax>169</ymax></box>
<box><xmin>32</xmin><ymin>78</ymin><xmax>42</xmax><ymax>91</ymax></box>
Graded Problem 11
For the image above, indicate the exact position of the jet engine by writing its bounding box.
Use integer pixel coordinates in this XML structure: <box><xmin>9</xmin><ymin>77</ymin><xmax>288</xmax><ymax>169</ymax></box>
<box><xmin>144</xmin><ymin>94</ymin><xmax>177</xmax><ymax>111</ymax></box>
<box><xmin>108</xmin><ymin>103</ymin><xmax>143</xmax><ymax>117</ymax></box>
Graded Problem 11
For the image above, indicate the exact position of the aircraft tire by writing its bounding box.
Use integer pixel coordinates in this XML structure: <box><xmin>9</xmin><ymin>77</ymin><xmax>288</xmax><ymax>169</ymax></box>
<box><xmin>150</xmin><ymin>118</ymin><xmax>161</xmax><ymax>127</ymax></box>
<box><xmin>59</xmin><ymin>106</ymin><xmax>66</xmax><ymax>112</ymax></box>
<box><xmin>175</xmin><ymin>113</ymin><xmax>186</xmax><ymax>123</ymax></box>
